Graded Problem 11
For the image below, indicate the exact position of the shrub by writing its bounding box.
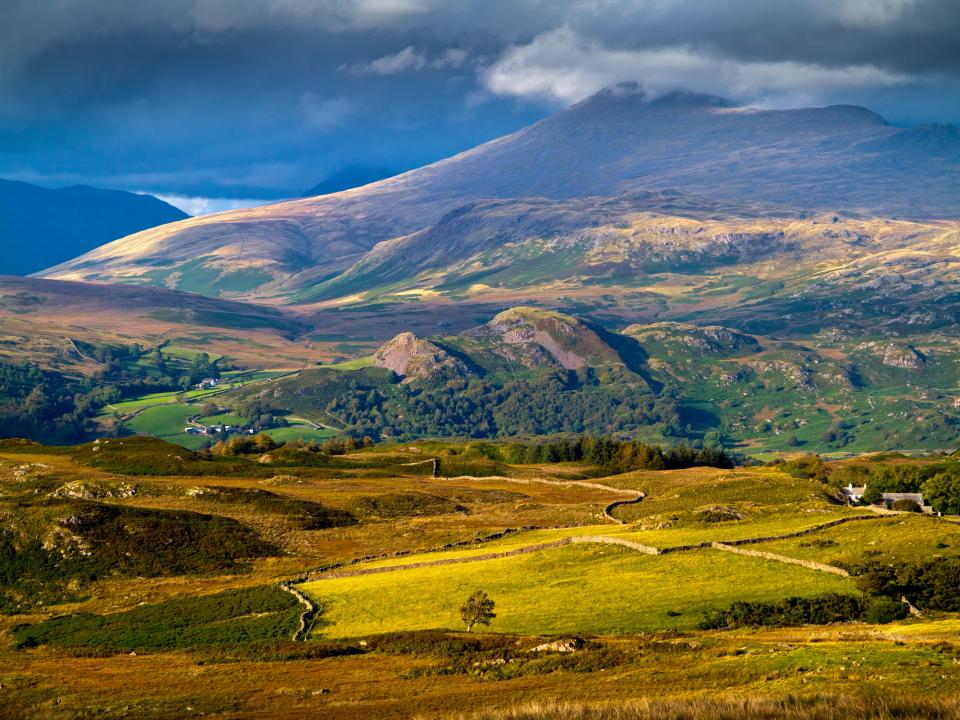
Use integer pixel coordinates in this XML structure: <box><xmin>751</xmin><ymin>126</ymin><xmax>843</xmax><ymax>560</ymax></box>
<box><xmin>922</xmin><ymin>473</ymin><xmax>960</xmax><ymax>515</ymax></box>
<box><xmin>13</xmin><ymin>586</ymin><xmax>301</xmax><ymax>652</ymax></box>
<box><xmin>780</xmin><ymin>455</ymin><xmax>827</xmax><ymax>482</ymax></box>
<box><xmin>698</xmin><ymin>593</ymin><xmax>866</xmax><ymax>629</ymax></box>
<box><xmin>865</xmin><ymin>598</ymin><xmax>908</xmax><ymax>624</ymax></box>
<box><xmin>891</xmin><ymin>499</ymin><xmax>922</xmax><ymax>512</ymax></box>
<box><xmin>363</xmin><ymin>630</ymin><xmax>516</xmax><ymax>657</ymax></box>
<box><xmin>862</xmin><ymin>485</ymin><xmax>883</xmax><ymax>504</ymax></box>
<box><xmin>853</xmin><ymin>558</ymin><xmax>960</xmax><ymax>612</ymax></box>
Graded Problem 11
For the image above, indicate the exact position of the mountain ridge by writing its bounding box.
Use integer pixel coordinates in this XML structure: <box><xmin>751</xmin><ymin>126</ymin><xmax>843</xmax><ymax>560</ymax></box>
<box><xmin>38</xmin><ymin>86</ymin><xmax>960</xmax><ymax>302</ymax></box>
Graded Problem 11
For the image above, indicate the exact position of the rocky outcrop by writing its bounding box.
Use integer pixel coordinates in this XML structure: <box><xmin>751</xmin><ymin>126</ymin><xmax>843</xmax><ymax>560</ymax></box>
<box><xmin>881</xmin><ymin>344</ymin><xmax>925</xmax><ymax>369</ymax></box>
<box><xmin>50</xmin><ymin>480</ymin><xmax>137</xmax><ymax>500</ymax></box>
<box><xmin>623</xmin><ymin>322</ymin><xmax>760</xmax><ymax>357</ymax></box>
<box><xmin>529</xmin><ymin>638</ymin><xmax>584</xmax><ymax>653</ymax></box>
<box><xmin>481</xmin><ymin>307</ymin><xmax>621</xmax><ymax>370</ymax></box>
<box><xmin>371</xmin><ymin>332</ymin><xmax>468</xmax><ymax>381</ymax></box>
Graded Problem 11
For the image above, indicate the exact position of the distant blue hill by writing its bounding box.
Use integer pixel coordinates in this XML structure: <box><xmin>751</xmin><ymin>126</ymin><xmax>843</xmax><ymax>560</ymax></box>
<box><xmin>302</xmin><ymin>164</ymin><xmax>402</xmax><ymax>196</ymax></box>
<box><xmin>0</xmin><ymin>179</ymin><xmax>188</xmax><ymax>275</ymax></box>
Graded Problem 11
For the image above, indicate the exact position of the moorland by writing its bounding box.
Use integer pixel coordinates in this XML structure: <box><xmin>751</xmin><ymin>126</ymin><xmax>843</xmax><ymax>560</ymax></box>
<box><xmin>1</xmin><ymin>436</ymin><xmax>959</xmax><ymax>718</ymax></box>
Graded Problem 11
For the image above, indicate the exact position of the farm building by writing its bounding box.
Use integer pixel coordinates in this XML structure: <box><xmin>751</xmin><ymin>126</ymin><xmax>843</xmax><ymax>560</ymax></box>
<box><xmin>841</xmin><ymin>485</ymin><xmax>931</xmax><ymax>513</ymax></box>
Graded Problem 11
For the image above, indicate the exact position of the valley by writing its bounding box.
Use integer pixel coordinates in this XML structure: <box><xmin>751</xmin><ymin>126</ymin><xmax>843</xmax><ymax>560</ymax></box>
<box><xmin>20</xmin><ymin>301</ymin><xmax>951</xmax><ymax>456</ymax></box>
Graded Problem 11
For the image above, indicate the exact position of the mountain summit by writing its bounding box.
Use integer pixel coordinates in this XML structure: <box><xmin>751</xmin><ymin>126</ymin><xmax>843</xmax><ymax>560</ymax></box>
<box><xmin>39</xmin><ymin>87</ymin><xmax>960</xmax><ymax>300</ymax></box>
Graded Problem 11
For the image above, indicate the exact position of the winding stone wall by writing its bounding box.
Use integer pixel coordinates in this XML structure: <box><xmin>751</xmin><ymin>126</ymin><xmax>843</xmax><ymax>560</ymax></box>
<box><xmin>603</xmin><ymin>492</ymin><xmax>646</xmax><ymax>524</ymax></box>
<box><xmin>279</xmin><ymin>582</ymin><xmax>320</xmax><ymax>641</ymax></box>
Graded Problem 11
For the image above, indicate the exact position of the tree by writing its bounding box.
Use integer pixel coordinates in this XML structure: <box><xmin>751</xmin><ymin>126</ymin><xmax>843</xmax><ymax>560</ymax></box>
<box><xmin>922</xmin><ymin>473</ymin><xmax>960</xmax><ymax>515</ymax></box>
<box><xmin>253</xmin><ymin>432</ymin><xmax>277</xmax><ymax>453</ymax></box>
<box><xmin>460</xmin><ymin>590</ymin><xmax>496</xmax><ymax>631</ymax></box>
<box><xmin>862</xmin><ymin>485</ymin><xmax>883</xmax><ymax>505</ymax></box>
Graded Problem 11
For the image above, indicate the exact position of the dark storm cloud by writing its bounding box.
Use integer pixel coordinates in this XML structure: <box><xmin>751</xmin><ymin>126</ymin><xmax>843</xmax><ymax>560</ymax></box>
<box><xmin>1</xmin><ymin>0</ymin><xmax>957</xmax><ymax>203</ymax></box>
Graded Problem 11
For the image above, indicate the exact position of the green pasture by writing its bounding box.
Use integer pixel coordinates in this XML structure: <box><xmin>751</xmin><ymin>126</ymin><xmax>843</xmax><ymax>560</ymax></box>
<box><xmin>757</xmin><ymin>513</ymin><xmax>960</xmax><ymax>567</ymax></box>
<box><xmin>316</xmin><ymin>357</ymin><xmax>374</xmax><ymax>370</ymax></box>
<box><xmin>198</xmin><ymin>413</ymin><xmax>246</xmax><ymax>426</ymax></box>
<box><xmin>342</xmin><ymin>506</ymin><xmax>858</xmax><ymax>571</ymax></box>
<box><xmin>264</xmin><ymin>424</ymin><xmax>337</xmax><ymax>443</ymax></box>
<box><xmin>124</xmin><ymin>405</ymin><xmax>197</xmax><ymax>439</ymax></box>
<box><xmin>105</xmin><ymin>391</ymin><xmax>181</xmax><ymax>414</ymax></box>
<box><xmin>302</xmin><ymin>544</ymin><xmax>852</xmax><ymax>638</ymax></box>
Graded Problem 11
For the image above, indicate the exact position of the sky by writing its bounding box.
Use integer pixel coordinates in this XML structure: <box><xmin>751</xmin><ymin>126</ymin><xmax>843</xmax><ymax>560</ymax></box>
<box><xmin>1</xmin><ymin>0</ymin><xmax>958</xmax><ymax>214</ymax></box>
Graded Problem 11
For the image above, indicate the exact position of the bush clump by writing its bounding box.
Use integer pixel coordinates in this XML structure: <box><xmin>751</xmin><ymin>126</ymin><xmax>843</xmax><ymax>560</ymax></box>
<box><xmin>698</xmin><ymin>593</ymin><xmax>873</xmax><ymax>630</ymax></box>
<box><xmin>13</xmin><ymin>586</ymin><xmax>301</xmax><ymax>652</ymax></box>
<box><xmin>0</xmin><ymin>500</ymin><xmax>276</xmax><ymax>612</ymax></box>
<box><xmin>188</xmin><ymin>486</ymin><xmax>356</xmax><ymax>529</ymax></box>
<box><xmin>853</xmin><ymin>558</ymin><xmax>960</xmax><ymax>612</ymax></box>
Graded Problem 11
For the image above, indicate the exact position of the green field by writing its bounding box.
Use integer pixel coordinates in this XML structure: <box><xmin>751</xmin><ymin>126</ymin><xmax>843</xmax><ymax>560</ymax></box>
<box><xmin>264</xmin><ymin>424</ymin><xmax>338</xmax><ymax>443</ymax></box>
<box><xmin>160</xmin><ymin>345</ymin><xmax>223</xmax><ymax>363</ymax></box>
<box><xmin>345</xmin><ymin>507</ymin><xmax>856</xmax><ymax>573</ymax></box>
<box><xmin>302</xmin><ymin>544</ymin><xmax>852</xmax><ymax>638</ymax></box>
<box><xmin>198</xmin><ymin>413</ymin><xmax>246</xmax><ymax>426</ymax></box>
<box><xmin>757</xmin><ymin>514</ymin><xmax>960</xmax><ymax>566</ymax></box>
<box><xmin>105</xmin><ymin>391</ymin><xmax>181</xmax><ymax>414</ymax></box>
<box><xmin>124</xmin><ymin>404</ymin><xmax>197</xmax><ymax>438</ymax></box>
<box><xmin>316</xmin><ymin>356</ymin><xmax>374</xmax><ymax>370</ymax></box>
<box><xmin>110</xmin><ymin>370</ymin><xmax>304</xmax><ymax>448</ymax></box>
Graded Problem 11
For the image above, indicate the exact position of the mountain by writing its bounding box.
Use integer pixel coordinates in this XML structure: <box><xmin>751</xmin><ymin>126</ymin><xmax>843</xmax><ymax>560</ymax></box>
<box><xmin>0</xmin><ymin>180</ymin><xmax>188</xmax><ymax>275</ymax></box>
<box><xmin>40</xmin><ymin>86</ymin><xmax>960</xmax><ymax>301</ymax></box>
<box><xmin>302</xmin><ymin>164</ymin><xmax>402</xmax><ymax>196</ymax></box>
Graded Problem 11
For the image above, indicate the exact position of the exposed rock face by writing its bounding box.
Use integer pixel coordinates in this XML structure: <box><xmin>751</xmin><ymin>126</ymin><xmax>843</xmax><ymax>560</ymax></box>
<box><xmin>371</xmin><ymin>332</ymin><xmax>468</xmax><ymax>381</ymax></box>
<box><xmin>529</xmin><ymin>638</ymin><xmax>584</xmax><ymax>653</ymax></box>
<box><xmin>881</xmin><ymin>344</ymin><xmax>925</xmax><ymax>369</ymax></box>
<box><xmin>482</xmin><ymin>307</ymin><xmax>620</xmax><ymax>370</ymax></box>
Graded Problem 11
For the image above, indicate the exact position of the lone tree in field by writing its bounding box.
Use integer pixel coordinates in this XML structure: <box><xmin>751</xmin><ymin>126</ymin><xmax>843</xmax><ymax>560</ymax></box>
<box><xmin>460</xmin><ymin>590</ymin><xmax>496</xmax><ymax>631</ymax></box>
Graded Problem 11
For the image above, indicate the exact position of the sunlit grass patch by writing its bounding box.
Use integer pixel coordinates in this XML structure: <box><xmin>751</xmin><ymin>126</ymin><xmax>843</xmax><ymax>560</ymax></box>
<box><xmin>302</xmin><ymin>544</ymin><xmax>852</xmax><ymax>638</ymax></box>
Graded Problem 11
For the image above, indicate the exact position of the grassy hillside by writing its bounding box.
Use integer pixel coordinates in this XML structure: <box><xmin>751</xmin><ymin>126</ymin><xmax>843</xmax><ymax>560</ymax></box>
<box><xmin>188</xmin><ymin>306</ymin><xmax>960</xmax><ymax>453</ymax></box>
<box><xmin>303</xmin><ymin>544</ymin><xmax>852</xmax><ymax>637</ymax></box>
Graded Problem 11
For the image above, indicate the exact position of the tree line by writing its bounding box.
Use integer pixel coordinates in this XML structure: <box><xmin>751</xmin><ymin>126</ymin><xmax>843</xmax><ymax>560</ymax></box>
<box><xmin>497</xmin><ymin>436</ymin><xmax>734</xmax><ymax>471</ymax></box>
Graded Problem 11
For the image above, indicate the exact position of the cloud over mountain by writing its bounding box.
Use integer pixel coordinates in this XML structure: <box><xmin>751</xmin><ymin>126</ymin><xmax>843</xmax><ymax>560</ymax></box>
<box><xmin>1</xmin><ymin>0</ymin><xmax>958</xmax><ymax>200</ymax></box>
<box><xmin>483</xmin><ymin>27</ymin><xmax>911</xmax><ymax>107</ymax></box>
